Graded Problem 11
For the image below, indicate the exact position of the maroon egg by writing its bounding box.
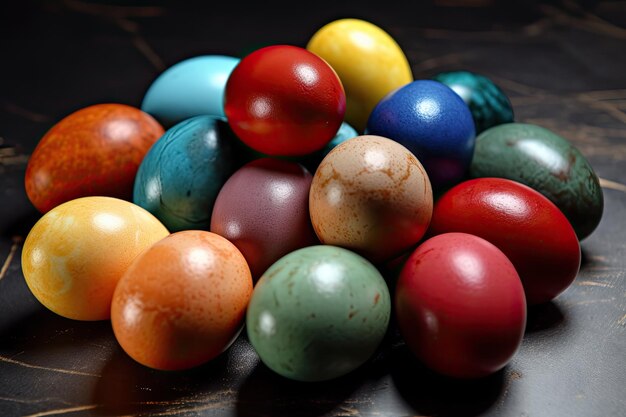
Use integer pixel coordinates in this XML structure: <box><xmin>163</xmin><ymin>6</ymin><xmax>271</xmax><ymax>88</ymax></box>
<box><xmin>210</xmin><ymin>158</ymin><xmax>318</xmax><ymax>280</ymax></box>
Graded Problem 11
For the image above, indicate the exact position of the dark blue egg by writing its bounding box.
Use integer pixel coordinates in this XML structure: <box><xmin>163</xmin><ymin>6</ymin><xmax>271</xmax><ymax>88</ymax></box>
<box><xmin>133</xmin><ymin>115</ymin><xmax>234</xmax><ymax>232</ymax></box>
<box><xmin>366</xmin><ymin>80</ymin><xmax>475</xmax><ymax>189</ymax></box>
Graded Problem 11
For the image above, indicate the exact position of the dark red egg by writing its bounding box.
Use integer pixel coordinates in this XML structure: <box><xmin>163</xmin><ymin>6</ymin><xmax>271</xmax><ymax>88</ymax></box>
<box><xmin>25</xmin><ymin>103</ymin><xmax>164</xmax><ymax>213</ymax></box>
<box><xmin>429</xmin><ymin>178</ymin><xmax>581</xmax><ymax>304</ymax></box>
<box><xmin>396</xmin><ymin>233</ymin><xmax>527</xmax><ymax>378</ymax></box>
<box><xmin>224</xmin><ymin>45</ymin><xmax>346</xmax><ymax>156</ymax></box>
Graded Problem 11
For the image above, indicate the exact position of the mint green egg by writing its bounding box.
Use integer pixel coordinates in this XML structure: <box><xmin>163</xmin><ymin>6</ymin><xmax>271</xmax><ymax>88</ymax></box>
<box><xmin>246</xmin><ymin>245</ymin><xmax>391</xmax><ymax>382</ymax></box>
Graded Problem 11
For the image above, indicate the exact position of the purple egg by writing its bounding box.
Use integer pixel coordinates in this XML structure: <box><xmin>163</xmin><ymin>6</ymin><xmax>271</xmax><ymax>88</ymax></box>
<box><xmin>210</xmin><ymin>158</ymin><xmax>318</xmax><ymax>280</ymax></box>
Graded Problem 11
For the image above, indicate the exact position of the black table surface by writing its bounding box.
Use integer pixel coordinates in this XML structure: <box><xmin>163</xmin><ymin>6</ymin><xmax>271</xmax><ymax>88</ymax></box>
<box><xmin>1</xmin><ymin>1</ymin><xmax>625</xmax><ymax>416</ymax></box>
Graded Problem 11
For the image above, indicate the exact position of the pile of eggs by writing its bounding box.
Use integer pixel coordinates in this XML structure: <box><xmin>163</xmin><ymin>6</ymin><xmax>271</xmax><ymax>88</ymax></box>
<box><xmin>21</xmin><ymin>18</ymin><xmax>603</xmax><ymax>380</ymax></box>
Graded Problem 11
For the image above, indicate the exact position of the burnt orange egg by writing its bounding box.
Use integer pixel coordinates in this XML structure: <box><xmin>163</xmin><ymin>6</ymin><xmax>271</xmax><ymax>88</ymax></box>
<box><xmin>25</xmin><ymin>103</ymin><xmax>164</xmax><ymax>213</ymax></box>
<box><xmin>111</xmin><ymin>230</ymin><xmax>253</xmax><ymax>371</ymax></box>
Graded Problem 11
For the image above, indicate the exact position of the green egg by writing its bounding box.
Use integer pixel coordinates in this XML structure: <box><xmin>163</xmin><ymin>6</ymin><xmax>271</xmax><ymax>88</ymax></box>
<box><xmin>470</xmin><ymin>123</ymin><xmax>603</xmax><ymax>240</ymax></box>
<box><xmin>433</xmin><ymin>71</ymin><xmax>514</xmax><ymax>134</ymax></box>
<box><xmin>246</xmin><ymin>245</ymin><xmax>391</xmax><ymax>382</ymax></box>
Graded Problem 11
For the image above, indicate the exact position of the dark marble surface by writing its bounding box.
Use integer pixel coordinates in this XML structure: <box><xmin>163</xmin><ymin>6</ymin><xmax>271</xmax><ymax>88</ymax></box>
<box><xmin>1</xmin><ymin>1</ymin><xmax>625</xmax><ymax>416</ymax></box>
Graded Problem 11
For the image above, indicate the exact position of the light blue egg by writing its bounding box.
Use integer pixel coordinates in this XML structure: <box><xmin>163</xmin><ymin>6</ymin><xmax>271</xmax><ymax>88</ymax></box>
<box><xmin>141</xmin><ymin>55</ymin><xmax>239</xmax><ymax>127</ymax></box>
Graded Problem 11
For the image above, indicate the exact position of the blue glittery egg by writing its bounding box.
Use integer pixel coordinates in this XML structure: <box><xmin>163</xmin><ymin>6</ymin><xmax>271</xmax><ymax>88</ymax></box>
<box><xmin>141</xmin><ymin>55</ymin><xmax>239</xmax><ymax>127</ymax></box>
<box><xmin>366</xmin><ymin>80</ymin><xmax>476</xmax><ymax>189</ymax></box>
<box><xmin>133</xmin><ymin>115</ymin><xmax>234</xmax><ymax>232</ymax></box>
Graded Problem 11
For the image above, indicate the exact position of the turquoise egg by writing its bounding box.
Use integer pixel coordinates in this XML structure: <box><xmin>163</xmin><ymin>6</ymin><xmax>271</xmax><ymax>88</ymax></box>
<box><xmin>133</xmin><ymin>115</ymin><xmax>234</xmax><ymax>232</ymax></box>
<box><xmin>470</xmin><ymin>123</ymin><xmax>603</xmax><ymax>240</ymax></box>
<box><xmin>141</xmin><ymin>55</ymin><xmax>239</xmax><ymax>127</ymax></box>
<box><xmin>433</xmin><ymin>71</ymin><xmax>514</xmax><ymax>134</ymax></box>
<box><xmin>247</xmin><ymin>245</ymin><xmax>391</xmax><ymax>382</ymax></box>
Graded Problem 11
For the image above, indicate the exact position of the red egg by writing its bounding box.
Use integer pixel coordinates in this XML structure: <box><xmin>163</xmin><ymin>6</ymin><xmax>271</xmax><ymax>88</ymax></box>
<box><xmin>224</xmin><ymin>45</ymin><xmax>346</xmax><ymax>156</ymax></box>
<box><xmin>396</xmin><ymin>233</ymin><xmax>527</xmax><ymax>378</ymax></box>
<box><xmin>429</xmin><ymin>178</ymin><xmax>581</xmax><ymax>304</ymax></box>
<box><xmin>25</xmin><ymin>104</ymin><xmax>164</xmax><ymax>213</ymax></box>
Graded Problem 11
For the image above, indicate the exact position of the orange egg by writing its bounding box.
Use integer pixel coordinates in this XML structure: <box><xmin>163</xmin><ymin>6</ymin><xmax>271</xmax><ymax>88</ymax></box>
<box><xmin>21</xmin><ymin>197</ymin><xmax>169</xmax><ymax>321</ymax></box>
<box><xmin>111</xmin><ymin>230</ymin><xmax>253</xmax><ymax>370</ymax></box>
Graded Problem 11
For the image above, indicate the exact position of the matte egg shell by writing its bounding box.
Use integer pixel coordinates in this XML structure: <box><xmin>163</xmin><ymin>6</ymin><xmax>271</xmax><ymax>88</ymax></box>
<box><xmin>367</xmin><ymin>80</ymin><xmax>476</xmax><ymax>189</ymax></box>
<box><xmin>224</xmin><ymin>45</ymin><xmax>346</xmax><ymax>156</ymax></box>
<box><xmin>396</xmin><ymin>233</ymin><xmax>526</xmax><ymax>378</ymax></box>
<box><xmin>21</xmin><ymin>197</ymin><xmax>169</xmax><ymax>321</ymax></box>
<box><xmin>133</xmin><ymin>115</ymin><xmax>234</xmax><ymax>232</ymax></box>
<box><xmin>299</xmin><ymin>122</ymin><xmax>358</xmax><ymax>172</ymax></box>
<box><xmin>247</xmin><ymin>245</ymin><xmax>391</xmax><ymax>381</ymax></box>
<box><xmin>429</xmin><ymin>178</ymin><xmax>581</xmax><ymax>304</ymax></box>
<box><xmin>210</xmin><ymin>158</ymin><xmax>318</xmax><ymax>279</ymax></box>
<box><xmin>111</xmin><ymin>230</ymin><xmax>252</xmax><ymax>370</ymax></box>
<box><xmin>25</xmin><ymin>104</ymin><xmax>164</xmax><ymax>213</ymax></box>
<box><xmin>141</xmin><ymin>55</ymin><xmax>239</xmax><ymax>127</ymax></box>
<box><xmin>470</xmin><ymin>123</ymin><xmax>603</xmax><ymax>240</ymax></box>
<box><xmin>309</xmin><ymin>135</ymin><xmax>433</xmax><ymax>263</ymax></box>
<box><xmin>307</xmin><ymin>18</ymin><xmax>413</xmax><ymax>131</ymax></box>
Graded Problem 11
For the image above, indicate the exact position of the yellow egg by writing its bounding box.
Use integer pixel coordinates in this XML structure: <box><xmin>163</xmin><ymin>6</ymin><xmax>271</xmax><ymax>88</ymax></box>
<box><xmin>21</xmin><ymin>197</ymin><xmax>169</xmax><ymax>321</ymax></box>
<box><xmin>307</xmin><ymin>19</ymin><xmax>413</xmax><ymax>131</ymax></box>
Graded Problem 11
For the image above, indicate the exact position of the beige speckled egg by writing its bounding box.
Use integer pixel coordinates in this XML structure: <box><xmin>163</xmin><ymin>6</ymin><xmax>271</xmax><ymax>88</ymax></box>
<box><xmin>309</xmin><ymin>135</ymin><xmax>433</xmax><ymax>263</ymax></box>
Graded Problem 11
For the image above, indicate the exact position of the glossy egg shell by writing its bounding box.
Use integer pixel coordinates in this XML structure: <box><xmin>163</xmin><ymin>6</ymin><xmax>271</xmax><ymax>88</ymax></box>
<box><xmin>470</xmin><ymin>123</ymin><xmax>603</xmax><ymax>240</ymax></box>
<box><xmin>247</xmin><ymin>245</ymin><xmax>391</xmax><ymax>382</ymax></box>
<box><xmin>111</xmin><ymin>230</ymin><xmax>253</xmax><ymax>370</ymax></box>
<box><xmin>210</xmin><ymin>158</ymin><xmax>318</xmax><ymax>279</ymax></box>
<box><xmin>307</xmin><ymin>18</ymin><xmax>413</xmax><ymax>131</ymax></box>
<box><xmin>133</xmin><ymin>115</ymin><xmax>234</xmax><ymax>232</ymax></box>
<box><xmin>224</xmin><ymin>45</ymin><xmax>346</xmax><ymax>156</ymax></box>
<box><xmin>367</xmin><ymin>80</ymin><xmax>476</xmax><ymax>189</ymax></box>
<box><xmin>299</xmin><ymin>122</ymin><xmax>358</xmax><ymax>172</ymax></box>
<box><xmin>429</xmin><ymin>178</ymin><xmax>581</xmax><ymax>304</ymax></box>
<box><xmin>141</xmin><ymin>55</ymin><xmax>239</xmax><ymax>127</ymax></box>
<box><xmin>25</xmin><ymin>104</ymin><xmax>164</xmax><ymax>214</ymax></box>
<box><xmin>21</xmin><ymin>197</ymin><xmax>169</xmax><ymax>320</ymax></box>
<box><xmin>309</xmin><ymin>135</ymin><xmax>433</xmax><ymax>263</ymax></box>
<box><xmin>433</xmin><ymin>71</ymin><xmax>514</xmax><ymax>134</ymax></box>
<box><xmin>396</xmin><ymin>233</ymin><xmax>526</xmax><ymax>378</ymax></box>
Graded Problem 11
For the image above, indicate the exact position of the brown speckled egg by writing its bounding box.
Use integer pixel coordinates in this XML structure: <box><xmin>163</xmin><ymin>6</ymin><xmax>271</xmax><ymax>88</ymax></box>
<box><xmin>111</xmin><ymin>230</ymin><xmax>253</xmax><ymax>371</ymax></box>
<box><xmin>309</xmin><ymin>135</ymin><xmax>433</xmax><ymax>263</ymax></box>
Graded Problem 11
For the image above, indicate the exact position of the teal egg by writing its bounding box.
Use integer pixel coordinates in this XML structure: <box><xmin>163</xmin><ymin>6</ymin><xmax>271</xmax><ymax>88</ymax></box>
<box><xmin>246</xmin><ymin>245</ymin><xmax>391</xmax><ymax>382</ymax></box>
<box><xmin>433</xmin><ymin>71</ymin><xmax>513</xmax><ymax>134</ymax></box>
<box><xmin>141</xmin><ymin>55</ymin><xmax>239</xmax><ymax>127</ymax></box>
<box><xmin>133</xmin><ymin>115</ymin><xmax>234</xmax><ymax>232</ymax></box>
<box><xmin>470</xmin><ymin>123</ymin><xmax>603</xmax><ymax>240</ymax></box>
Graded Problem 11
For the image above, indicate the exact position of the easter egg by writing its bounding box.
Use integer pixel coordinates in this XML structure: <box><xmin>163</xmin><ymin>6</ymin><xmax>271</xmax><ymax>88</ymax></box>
<box><xmin>133</xmin><ymin>115</ymin><xmax>234</xmax><ymax>232</ymax></box>
<box><xmin>300</xmin><ymin>122</ymin><xmax>358</xmax><ymax>172</ymax></box>
<box><xmin>25</xmin><ymin>104</ymin><xmax>164</xmax><ymax>213</ymax></box>
<box><xmin>211</xmin><ymin>158</ymin><xmax>317</xmax><ymax>279</ymax></box>
<box><xmin>429</xmin><ymin>178</ymin><xmax>581</xmax><ymax>304</ymax></box>
<box><xmin>224</xmin><ymin>45</ymin><xmax>346</xmax><ymax>156</ymax></box>
<box><xmin>141</xmin><ymin>55</ymin><xmax>239</xmax><ymax>127</ymax></box>
<box><xmin>433</xmin><ymin>71</ymin><xmax>514</xmax><ymax>134</ymax></box>
<box><xmin>367</xmin><ymin>80</ymin><xmax>476</xmax><ymax>189</ymax></box>
<box><xmin>396</xmin><ymin>233</ymin><xmax>526</xmax><ymax>378</ymax></box>
<box><xmin>307</xmin><ymin>18</ymin><xmax>413</xmax><ymax>131</ymax></box>
<box><xmin>21</xmin><ymin>197</ymin><xmax>169</xmax><ymax>321</ymax></box>
<box><xmin>309</xmin><ymin>135</ymin><xmax>433</xmax><ymax>263</ymax></box>
<box><xmin>111</xmin><ymin>231</ymin><xmax>252</xmax><ymax>370</ymax></box>
<box><xmin>247</xmin><ymin>245</ymin><xmax>391</xmax><ymax>381</ymax></box>
<box><xmin>470</xmin><ymin>123</ymin><xmax>603</xmax><ymax>240</ymax></box>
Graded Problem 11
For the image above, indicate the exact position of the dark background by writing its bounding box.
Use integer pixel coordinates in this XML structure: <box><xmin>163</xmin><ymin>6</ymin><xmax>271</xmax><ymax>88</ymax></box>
<box><xmin>1</xmin><ymin>1</ymin><xmax>625</xmax><ymax>416</ymax></box>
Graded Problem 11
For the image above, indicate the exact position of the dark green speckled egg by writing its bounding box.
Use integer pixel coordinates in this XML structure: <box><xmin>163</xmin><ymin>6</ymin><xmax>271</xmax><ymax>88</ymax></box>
<box><xmin>246</xmin><ymin>245</ymin><xmax>391</xmax><ymax>382</ymax></box>
<box><xmin>433</xmin><ymin>71</ymin><xmax>514</xmax><ymax>134</ymax></box>
<box><xmin>470</xmin><ymin>123</ymin><xmax>603</xmax><ymax>240</ymax></box>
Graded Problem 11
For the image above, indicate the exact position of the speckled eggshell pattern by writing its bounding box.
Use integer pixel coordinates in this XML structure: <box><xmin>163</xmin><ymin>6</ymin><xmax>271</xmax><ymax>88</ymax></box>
<box><xmin>309</xmin><ymin>135</ymin><xmax>433</xmax><ymax>263</ymax></box>
<box><xmin>21</xmin><ymin>197</ymin><xmax>169</xmax><ymax>321</ymax></box>
<box><xmin>141</xmin><ymin>55</ymin><xmax>239</xmax><ymax>127</ymax></box>
<box><xmin>470</xmin><ymin>123</ymin><xmax>603</xmax><ymax>240</ymax></box>
<box><xmin>246</xmin><ymin>245</ymin><xmax>391</xmax><ymax>382</ymax></box>
<box><xmin>433</xmin><ymin>71</ymin><xmax>514</xmax><ymax>134</ymax></box>
<box><xmin>210</xmin><ymin>158</ymin><xmax>318</xmax><ymax>279</ymax></box>
<box><xmin>366</xmin><ymin>80</ymin><xmax>476</xmax><ymax>189</ymax></box>
<box><xmin>133</xmin><ymin>115</ymin><xmax>234</xmax><ymax>232</ymax></box>
<box><xmin>111</xmin><ymin>231</ymin><xmax>253</xmax><ymax>371</ymax></box>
